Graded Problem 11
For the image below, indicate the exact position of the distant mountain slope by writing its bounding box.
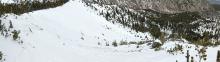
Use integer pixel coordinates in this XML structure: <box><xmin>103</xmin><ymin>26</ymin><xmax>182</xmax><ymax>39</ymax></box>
<box><xmin>84</xmin><ymin>0</ymin><xmax>214</xmax><ymax>13</ymax></box>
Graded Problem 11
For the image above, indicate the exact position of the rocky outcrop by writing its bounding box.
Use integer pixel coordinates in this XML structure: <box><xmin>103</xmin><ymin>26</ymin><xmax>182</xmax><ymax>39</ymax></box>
<box><xmin>85</xmin><ymin>0</ymin><xmax>214</xmax><ymax>13</ymax></box>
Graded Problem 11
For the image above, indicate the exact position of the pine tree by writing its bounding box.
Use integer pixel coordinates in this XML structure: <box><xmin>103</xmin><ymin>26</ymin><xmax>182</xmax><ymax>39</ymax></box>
<box><xmin>217</xmin><ymin>50</ymin><xmax>220</xmax><ymax>62</ymax></box>
<box><xmin>186</xmin><ymin>50</ymin><xmax>190</xmax><ymax>62</ymax></box>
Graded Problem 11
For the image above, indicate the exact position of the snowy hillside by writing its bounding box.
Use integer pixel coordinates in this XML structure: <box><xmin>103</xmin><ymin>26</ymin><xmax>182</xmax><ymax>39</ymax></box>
<box><xmin>0</xmin><ymin>0</ymin><xmax>14</xmax><ymax>3</ymax></box>
<box><xmin>0</xmin><ymin>0</ymin><xmax>220</xmax><ymax>62</ymax></box>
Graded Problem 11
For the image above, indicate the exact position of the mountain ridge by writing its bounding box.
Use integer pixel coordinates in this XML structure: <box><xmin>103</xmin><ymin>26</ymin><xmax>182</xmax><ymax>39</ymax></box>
<box><xmin>85</xmin><ymin>0</ymin><xmax>214</xmax><ymax>13</ymax></box>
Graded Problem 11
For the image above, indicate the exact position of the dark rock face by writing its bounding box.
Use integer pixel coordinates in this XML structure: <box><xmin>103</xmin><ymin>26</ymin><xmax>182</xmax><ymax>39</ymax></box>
<box><xmin>85</xmin><ymin>0</ymin><xmax>214</xmax><ymax>13</ymax></box>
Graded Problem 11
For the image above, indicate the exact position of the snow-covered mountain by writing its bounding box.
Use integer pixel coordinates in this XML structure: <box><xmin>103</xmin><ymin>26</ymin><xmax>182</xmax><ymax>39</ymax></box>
<box><xmin>0</xmin><ymin>0</ymin><xmax>220</xmax><ymax>62</ymax></box>
<box><xmin>0</xmin><ymin>0</ymin><xmax>148</xmax><ymax>62</ymax></box>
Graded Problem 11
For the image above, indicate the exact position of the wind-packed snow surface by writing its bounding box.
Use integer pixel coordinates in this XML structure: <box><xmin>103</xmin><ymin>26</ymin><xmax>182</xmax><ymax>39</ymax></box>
<box><xmin>0</xmin><ymin>0</ymin><xmax>219</xmax><ymax>62</ymax></box>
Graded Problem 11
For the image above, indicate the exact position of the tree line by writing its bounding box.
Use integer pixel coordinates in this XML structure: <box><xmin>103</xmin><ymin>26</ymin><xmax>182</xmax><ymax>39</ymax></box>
<box><xmin>86</xmin><ymin>2</ymin><xmax>220</xmax><ymax>46</ymax></box>
<box><xmin>0</xmin><ymin>0</ymin><xmax>69</xmax><ymax>15</ymax></box>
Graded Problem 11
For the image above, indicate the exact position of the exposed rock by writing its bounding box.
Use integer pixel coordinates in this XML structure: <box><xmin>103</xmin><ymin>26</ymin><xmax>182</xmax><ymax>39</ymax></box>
<box><xmin>151</xmin><ymin>42</ymin><xmax>162</xmax><ymax>48</ymax></box>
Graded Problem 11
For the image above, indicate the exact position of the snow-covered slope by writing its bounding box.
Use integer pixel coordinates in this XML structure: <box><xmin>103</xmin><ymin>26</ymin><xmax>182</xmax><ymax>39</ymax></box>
<box><xmin>0</xmin><ymin>0</ymin><xmax>14</xmax><ymax>3</ymax></box>
<box><xmin>0</xmin><ymin>0</ymin><xmax>147</xmax><ymax>62</ymax></box>
<box><xmin>0</xmin><ymin>0</ymin><xmax>219</xmax><ymax>62</ymax></box>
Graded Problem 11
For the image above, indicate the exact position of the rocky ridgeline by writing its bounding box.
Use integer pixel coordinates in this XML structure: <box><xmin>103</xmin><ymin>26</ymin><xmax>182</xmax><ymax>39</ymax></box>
<box><xmin>84</xmin><ymin>0</ymin><xmax>214</xmax><ymax>13</ymax></box>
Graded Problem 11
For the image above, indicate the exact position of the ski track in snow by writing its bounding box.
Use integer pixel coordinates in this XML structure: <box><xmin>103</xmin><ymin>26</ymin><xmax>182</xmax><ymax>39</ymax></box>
<box><xmin>0</xmin><ymin>0</ymin><xmax>220</xmax><ymax>62</ymax></box>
